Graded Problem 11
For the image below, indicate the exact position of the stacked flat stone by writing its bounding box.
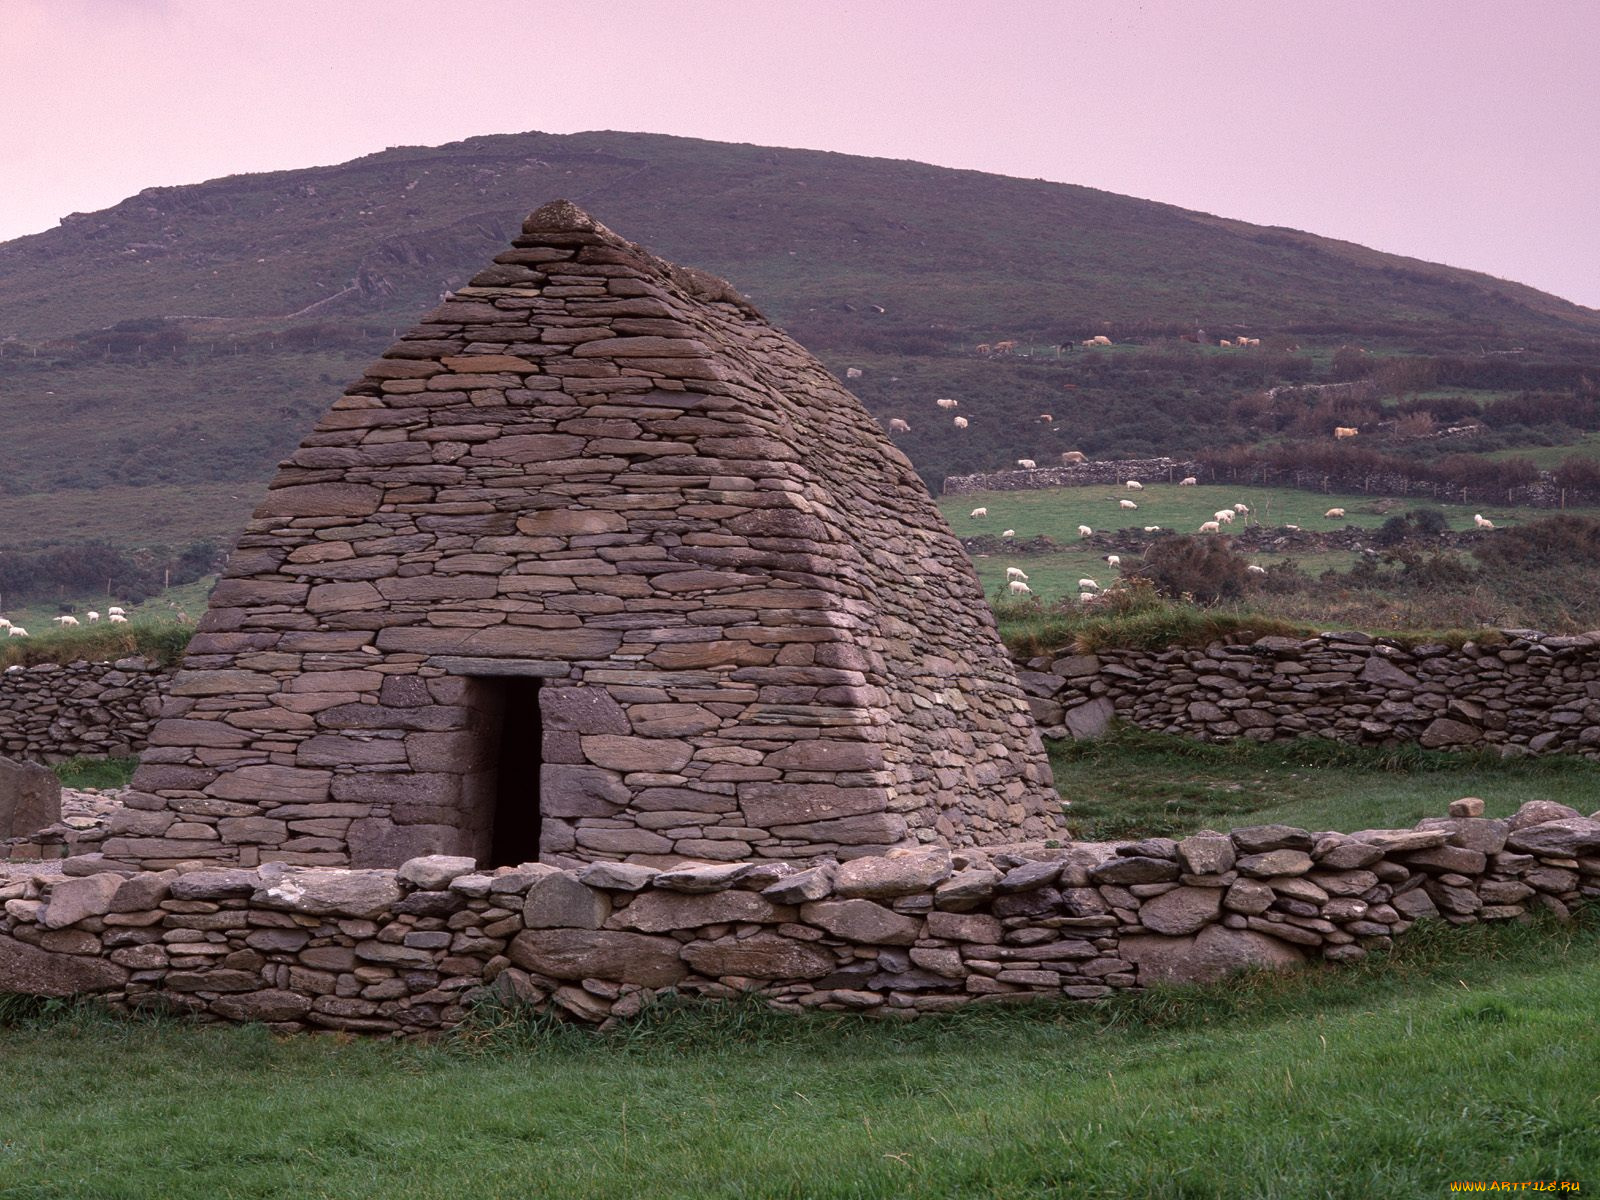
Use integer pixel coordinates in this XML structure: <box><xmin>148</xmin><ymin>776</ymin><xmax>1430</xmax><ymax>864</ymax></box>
<box><xmin>0</xmin><ymin>658</ymin><xmax>163</xmax><ymax>762</ymax></box>
<box><xmin>110</xmin><ymin>200</ymin><xmax>1060</xmax><ymax>873</ymax></box>
<box><xmin>942</xmin><ymin>457</ymin><xmax>1198</xmax><ymax>496</ymax></box>
<box><xmin>5</xmin><ymin>799</ymin><xmax>1594</xmax><ymax>1032</ymax></box>
<box><xmin>1022</xmin><ymin>629</ymin><xmax>1600</xmax><ymax>753</ymax></box>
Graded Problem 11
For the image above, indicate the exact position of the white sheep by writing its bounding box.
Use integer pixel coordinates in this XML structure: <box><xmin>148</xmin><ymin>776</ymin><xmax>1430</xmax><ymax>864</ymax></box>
<box><xmin>1125</xmin><ymin>480</ymin><xmax>1143</xmax><ymax>490</ymax></box>
<box><xmin>7</xmin><ymin>627</ymin><xmax>28</xmax><ymax>637</ymax></box>
<box><xmin>1474</xmin><ymin>513</ymin><xmax>1494</xmax><ymax>529</ymax></box>
<box><xmin>1179</xmin><ymin>476</ymin><xmax>1198</xmax><ymax>486</ymax></box>
<box><xmin>1006</xmin><ymin>567</ymin><xmax>1029</xmax><ymax>581</ymax></box>
<box><xmin>86</xmin><ymin>611</ymin><xmax>101</xmax><ymax>623</ymax></box>
<box><xmin>1213</xmin><ymin>510</ymin><xmax>1235</xmax><ymax>524</ymax></box>
<box><xmin>53</xmin><ymin>615</ymin><xmax>80</xmax><ymax>627</ymax></box>
<box><xmin>1324</xmin><ymin>508</ymin><xmax>1345</xmax><ymax>519</ymax></box>
<box><xmin>1016</xmin><ymin>458</ymin><xmax>1036</xmax><ymax>469</ymax></box>
<box><xmin>1002</xmin><ymin>529</ymin><xmax>1015</xmax><ymax>538</ymax></box>
<box><xmin>970</xmin><ymin>507</ymin><xmax>988</xmax><ymax>518</ymax></box>
<box><xmin>1106</xmin><ymin>554</ymin><xmax>1121</xmax><ymax>567</ymax></box>
<box><xmin>1143</xmin><ymin>525</ymin><xmax>1161</xmax><ymax>532</ymax></box>
<box><xmin>888</xmin><ymin>418</ymin><xmax>910</xmax><ymax>433</ymax></box>
<box><xmin>1077</xmin><ymin>525</ymin><xmax>1092</xmax><ymax>537</ymax></box>
<box><xmin>108</xmin><ymin>606</ymin><xmax>126</xmax><ymax>616</ymax></box>
<box><xmin>1078</xmin><ymin>591</ymin><xmax>1100</xmax><ymax>604</ymax></box>
<box><xmin>1199</xmin><ymin>521</ymin><xmax>1221</xmax><ymax>533</ymax></box>
<box><xmin>1220</xmin><ymin>339</ymin><xmax>1233</xmax><ymax>348</ymax></box>
<box><xmin>936</xmin><ymin>398</ymin><xmax>959</xmax><ymax>410</ymax></box>
<box><xmin>109</xmin><ymin>613</ymin><xmax>129</xmax><ymax>624</ymax></box>
<box><xmin>1285</xmin><ymin>524</ymin><xmax>1300</xmax><ymax>531</ymax></box>
<box><xmin>846</xmin><ymin>367</ymin><xmax>863</xmax><ymax>379</ymax></box>
<box><xmin>1007</xmin><ymin>580</ymin><xmax>1033</xmax><ymax>595</ymax></box>
<box><xmin>1077</xmin><ymin>578</ymin><xmax>1099</xmax><ymax>590</ymax></box>
<box><xmin>0</xmin><ymin>618</ymin><xmax>10</xmax><ymax>630</ymax></box>
<box><xmin>1233</xmin><ymin>503</ymin><xmax>1249</xmax><ymax>514</ymax></box>
<box><xmin>1247</xmin><ymin>564</ymin><xmax>1267</xmax><ymax>575</ymax></box>
<box><xmin>1120</xmin><ymin>499</ymin><xmax>1138</xmax><ymax>510</ymax></box>
<box><xmin>1090</xmin><ymin>335</ymin><xmax>1112</xmax><ymax>346</ymax></box>
<box><xmin>953</xmin><ymin>416</ymin><xmax>969</xmax><ymax>429</ymax></box>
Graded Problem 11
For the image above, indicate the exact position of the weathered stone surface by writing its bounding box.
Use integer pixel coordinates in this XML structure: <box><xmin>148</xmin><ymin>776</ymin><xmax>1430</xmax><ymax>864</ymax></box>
<box><xmin>210</xmin><ymin>989</ymin><xmax>313</xmax><ymax>1023</ymax></box>
<box><xmin>396</xmin><ymin>855</ymin><xmax>477</xmax><ymax>891</ymax></box>
<box><xmin>1177</xmin><ymin>833</ymin><xmax>1235</xmax><ymax>876</ymax></box>
<box><xmin>1235</xmin><ymin>850</ymin><xmax>1313</xmax><ymax>878</ymax></box>
<box><xmin>523</xmin><ymin>873</ymin><xmax>612</xmax><ymax>929</ymax></box>
<box><xmin>0</xmin><ymin>933</ymin><xmax>128</xmax><ymax>996</ymax></box>
<box><xmin>1121</xmin><ymin>926</ymin><xmax>1306</xmax><ymax>985</ymax></box>
<box><xmin>0</xmin><ymin>756</ymin><xmax>61</xmax><ymax>838</ymax></box>
<box><xmin>508</xmin><ymin>928</ymin><xmax>687</xmax><ymax>987</ymax></box>
<box><xmin>800</xmin><ymin>899</ymin><xmax>921</xmax><ymax>945</ymax></box>
<box><xmin>1504</xmin><ymin>818</ymin><xmax>1600</xmax><ymax>857</ymax></box>
<box><xmin>1090</xmin><ymin>856</ymin><xmax>1178</xmax><ymax>885</ymax></box>
<box><xmin>40</xmin><ymin>873</ymin><xmax>123</xmax><ymax>929</ymax></box>
<box><xmin>1138</xmin><ymin>886</ymin><xmax>1223</xmax><ymax>935</ymax></box>
<box><xmin>681</xmin><ymin>934</ymin><xmax>835</xmax><ymax>979</ymax></box>
<box><xmin>253</xmin><ymin>869</ymin><xmax>403</xmax><ymax>918</ymax></box>
<box><xmin>1231</xmin><ymin>825</ymin><xmax>1314</xmax><ymax>853</ymax></box>
<box><xmin>1507</xmin><ymin>800</ymin><xmax>1584</xmax><ymax>831</ymax></box>
<box><xmin>834</xmin><ymin>849</ymin><xmax>952</xmax><ymax>899</ymax></box>
<box><xmin>611</xmin><ymin>889</ymin><xmax>779</xmax><ymax>932</ymax></box>
<box><xmin>761</xmin><ymin>864</ymin><xmax>836</xmax><ymax>904</ymax></box>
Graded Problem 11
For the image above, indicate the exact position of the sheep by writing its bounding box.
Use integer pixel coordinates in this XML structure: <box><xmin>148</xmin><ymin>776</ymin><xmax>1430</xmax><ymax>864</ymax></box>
<box><xmin>1077</xmin><ymin>524</ymin><xmax>1093</xmax><ymax>537</ymax></box>
<box><xmin>1006</xmin><ymin>567</ymin><xmax>1029</xmax><ymax>581</ymax></box>
<box><xmin>1199</xmin><ymin>521</ymin><xmax>1221</xmax><ymax>533</ymax></box>
<box><xmin>1324</xmin><ymin>508</ymin><xmax>1345</xmax><ymax>519</ymax></box>
<box><xmin>1077</xmin><ymin>578</ymin><xmax>1099</xmax><ymax>591</ymax></box>
<box><xmin>1179</xmin><ymin>476</ymin><xmax>1198</xmax><ymax>486</ymax></box>
<box><xmin>992</xmin><ymin>340</ymin><xmax>1018</xmax><ymax>354</ymax></box>
<box><xmin>953</xmin><ymin>416</ymin><xmax>969</xmax><ymax>429</ymax></box>
<box><xmin>1220</xmin><ymin>339</ymin><xmax>1233</xmax><ymax>348</ymax></box>
<box><xmin>936</xmin><ymin>398</ymin><xmax>959</xmax><ymax>410</ymax></box>
<box><xmin>1474</xmin><ymin>513</ymin><xmax>1495</xmax><ymax>529</ymax></box>
<box><xmin>53</xmin><ymin>615</ymin><xmax>80</xmax><ymax>627</ymax></box>
<box><xmin>1002</xmin><ymin>529</ymin><xmax>1015</xmax><ymax>538</ymax></box>
<box><xmin>846</xmin><ymin>367</ymin><xmax>863</xmax><ymax>379</ymax></box>
<box><xmin>975</xmin><ymin>343</ymin><xmax>991</xmax><ymax>354</ymax></box>
<box><xmin>1247</xmin><ymin>564</ymin><xmax>1267</xmax><ymax>575</ymax></box>
<box><xmin>969</xmin><ymin>507</ymin><xmax>988</xmax><ymax>518</ymax></box>
<box><xmin>1106</xmin><ymin>554</ymin><xmax>1121</xmax><ymax>567</ymax></box>
<box><xmin>888</xmin><ymin>418</ymin><xmax>910</xmax><ymax>433</ymax></box>
<box><xmin>1143</xmin><ymin>525</ymin><xmax>1161</xmax><ymax>532</ymax></box>
<box><xmin>1038</xmin><ymin>413</ymin><xmax>1053</xmax><ymax>422</ymax></box>
<box><xmin>1233</xmin><ymin>503</ymin><xmax>1249</xmax><ymax>514</ymax></box>
<box><xmin>86</xmin><ymin>611</ymin><xmax>100</xmax><ymax>622</ymax></box>
<box><xmin>109</xmin><ymin>613</ymin><xmax>129</xmax><ymax>624</ymax></box>
<box><xmin>108</xmin><ymin>606</ymin><xmax>126</xmax><ymax>616</ymax></box>
<box><xmin>0</xmin><ymin>618</ymin><xmax>9</xmax><ymax>630</ymax></box>
<box><xmin>1119</xmin><ymin>499</ymin><xmax>1137</xmax><ymax>510</ymax></box>
<box><xmin>1125</xmin><ymin>480</ymin><xmax>1143</xmax><ymax>490</ymax></box>
<box><xmin>1016</xmin><ymin>459</ymin><xmax>1036</xmax><ymax>469</ymax></box>
<box><xmin>1334</xmin><ymin>426</ymin><xmax>1359</xmax><ymax>439</ymax></box>
<box><xmin>1084</xmin><ymin>335</ymin><xmax>1112</xmax><ymax>346</ymax></box>
<box><xmin>1284</xmin><ymin>524</ymin><xmax>1300</xmax><ymax>531</ymax></box>
<box><xmin>1213</xmin><ymin>510</ymin><xmax>1235</xmax><ymax>524</ymax></box>
<box><xmin>1007</xmin><ymin>580</ymin><xmax>1032</xmax><ymax>595</ymax></box>
<box><xmin>7</xmin><ymin>627</ymin><xmax>28</xmax><ymax>637</ymax></box>
<box><xmin>1062</xmin><ymin>450</ymin><xmax>1088</xmax><ymax>464</ymax></box>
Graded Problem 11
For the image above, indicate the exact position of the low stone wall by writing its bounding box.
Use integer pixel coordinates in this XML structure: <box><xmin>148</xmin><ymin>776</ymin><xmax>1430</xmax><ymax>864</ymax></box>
<box><xmin>943</xmin><ymin>457</ymin><xmax>1199</xmax><ymax>496</ymax></box>
<box><xmin>0</xmin><ymin>658</ymin><xmax>167</xmax><ymax>763</ymax></box>
<box><xmin>1018</xmin><ymin>630</ymin><xmax>1600</xmax><ymax>754</ymax></box>
<box><xmin>4</xmin><ymin>800</ymin><xmax>1595</xmax><ymax>1033</ymax></box>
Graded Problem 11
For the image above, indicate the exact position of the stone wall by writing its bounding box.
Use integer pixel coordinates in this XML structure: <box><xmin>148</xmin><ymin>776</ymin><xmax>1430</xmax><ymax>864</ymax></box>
<box><xmin>942</xmin><ymin>457</ymin><xmax>1199</xmax><ymax>496</ymax></box>
<box><xmin>3</xmin><ymin>799</ymin><xmax>1595</xmax><ymax>1032</ymax></box>
<box><xmin>0</xmin><ymin>658</ymin><xmax>166</xmax><ymax>763</ymax></box>
<box><xmin>1018</xmin><ymin>630</ymin><xmax>1600</xmax><ymax>753</ymax></box>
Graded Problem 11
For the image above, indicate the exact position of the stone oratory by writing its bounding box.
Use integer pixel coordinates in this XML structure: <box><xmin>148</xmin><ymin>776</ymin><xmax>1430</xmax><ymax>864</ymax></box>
<box><xmin>111</xmin><ymin>201</ymin><xmax>1062</xmax><ymax>872</ymax></box>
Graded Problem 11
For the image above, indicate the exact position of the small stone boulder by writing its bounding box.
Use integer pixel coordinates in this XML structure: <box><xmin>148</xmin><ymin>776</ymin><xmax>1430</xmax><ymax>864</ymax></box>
<box><xmin>0</xmin><ymin>756</ymin><xmax>61</xmax><ymax>839</ymax></box>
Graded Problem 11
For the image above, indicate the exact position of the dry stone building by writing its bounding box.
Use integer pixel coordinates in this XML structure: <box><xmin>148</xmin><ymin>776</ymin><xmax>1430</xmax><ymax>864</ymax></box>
<box><xmin>109</xmin><ymin>201</ymin><xmax>1061</xmax><ymax>872</ymax></box>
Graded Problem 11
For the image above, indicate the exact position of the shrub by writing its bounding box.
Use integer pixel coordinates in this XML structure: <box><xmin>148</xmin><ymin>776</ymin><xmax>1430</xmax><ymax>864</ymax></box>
<box><xmin>1128</xmin><ymin>536</ymin><xmax>1251</xmax><ymax>604</ymax></box>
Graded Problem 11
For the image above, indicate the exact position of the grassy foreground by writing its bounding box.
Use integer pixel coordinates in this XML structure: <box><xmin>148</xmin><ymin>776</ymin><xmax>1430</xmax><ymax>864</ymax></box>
<box><xmin>1</xmin><ymin>915</ymin><xmax>1595</xmax><ymax>1199</ymax></box>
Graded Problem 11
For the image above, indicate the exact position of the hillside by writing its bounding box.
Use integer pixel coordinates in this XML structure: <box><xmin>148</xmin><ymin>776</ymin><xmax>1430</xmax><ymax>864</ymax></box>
<box><xmin>2</xmin><ymin>129</ymin><xmax>1599</xmax><ymax>581</ymax></box>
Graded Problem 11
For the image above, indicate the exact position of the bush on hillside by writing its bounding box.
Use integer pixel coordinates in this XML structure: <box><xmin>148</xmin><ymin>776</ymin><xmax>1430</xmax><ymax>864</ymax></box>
<box><xmin>1473</xmin><ymin>514</ymin><xmax>1600</xmax><ymax>572</ymax></box>
<box><xmin>1127</xmin><ymin>535</ymin><xmax>1251</xmax><ymax>604</ymax></box>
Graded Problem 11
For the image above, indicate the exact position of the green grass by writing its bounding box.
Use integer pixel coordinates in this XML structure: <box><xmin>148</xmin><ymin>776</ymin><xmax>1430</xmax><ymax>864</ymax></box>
<box><xmin>50</xmin><ymin>756</ymin><xmax>139</xmax><ymax>789</ymax></box>
<box><xmin>1050</xmin><ymin>725</ymin><xmax>1600</xmax><ymax>841</ymax></box>
<box><xmin>1</xmin><ymin>914</ymin><xmax>1595</xmax><ymax>1198</ymax></box>
<box><xmin>0</xmin><ymin>617</ymin><xmax>195</xmax><ymax>669</ymax></box>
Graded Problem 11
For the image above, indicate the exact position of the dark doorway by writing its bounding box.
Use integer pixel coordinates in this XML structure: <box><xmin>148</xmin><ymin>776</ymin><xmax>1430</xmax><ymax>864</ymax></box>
<box><xmin>487</xmin><ymin>678</ymin><xmax>543</xmax><ymax>867</ymax></box>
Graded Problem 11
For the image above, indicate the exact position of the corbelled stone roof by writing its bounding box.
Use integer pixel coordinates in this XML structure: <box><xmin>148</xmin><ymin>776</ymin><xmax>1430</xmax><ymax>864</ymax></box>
<box><xmin>115</xmin><ymin>201</ymin><xmax>1063</xmax><ymax>872</ymax></box>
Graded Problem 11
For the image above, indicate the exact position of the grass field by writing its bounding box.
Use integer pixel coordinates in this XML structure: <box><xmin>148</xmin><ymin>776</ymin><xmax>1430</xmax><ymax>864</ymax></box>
<box><xmin>1</xmin><ymin>913</ymin><xmax>1594</xmax><ymax>1199</ymax></box>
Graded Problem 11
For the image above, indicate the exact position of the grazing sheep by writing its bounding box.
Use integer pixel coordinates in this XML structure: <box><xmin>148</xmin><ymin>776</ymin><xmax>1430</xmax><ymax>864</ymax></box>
<box><xmin>109</xmin><ymin>613</ymin><xmax>129</xmax><ymax>624</ymax></box>
<box><xmin>1179</xmin><ymin>476</ymin><xmax>1198</xmax><ymax>486</ymax></box>
<box><xmin>1077</xmin><ymin>578</ymin><xmax>1099</xmax><ymax>590</ymax></box>
<box><xmin>1062</xmin><ymin>450</ymin><xmax>1088</xmax><ymax>464</ymax></box>
<box><xmin>1334</xmin><ymin>426</ymin><xmax>1359</xmax><ymax>439</ymax></box>
<box><xmin>1213</xmin><ymin>510</ymin><xmax>1235</xmax><ymax>524</ymax></box>
<box><xmin>1007</xmin><ymin>580</ymin><xmax>1032</xmax><ymax>595</ymax></box>
<box><xmin>1233</xmin><ymin>503</ymin><xmax>1249</xmax><ymax>514</ymax></box>
<box><xmin>1077</xmin><ymin>525</ymin><xmax>1093</xmax><ymax>537</ymax></box>
<box><xmin>1120</xmin><ymin>499</ymin><xmax>1138</xmax><ymax>510</ymax></box>
<box><xmin>1016</xmin><ymin>459</ymin><xmax>1036</xmax><ymax>469</ymax></box>
<box><xmin>1199</xmin><ymin>521</ymin><xmax>1221</xmax><ymax>533</ymax></box>
<box><xmin>86</xmin><ymin>611</ymin><xmax>100</xmax><ymax>622</ymax></box>
<box><xmin>0</xmin><ymin>618</ymin><xmax>10</xmax><ymax>630</ymax></box>
<box><xmin>1125</xmin><ymin>480</ymin><xmax>1143</xmax><ymax>490</ymax></box>
<box><xmin>953</xmin><ymin>416</ymin><xmax>969</xmax><ymax>429</ymax></box>
<box><xmin>1002</xmin><ymin>529</ymin><xmax>1015</xmax><ymax>538</ymax></box>
<box><xmin>936</xmin><ymin>398</ymin><xmax>959</xmax><ymax>410</ymax></box>
<box><xmin>888</xmin><ymin>418</ymin><xmax>910</xmax><ymax>433</ymax></box>
<box><xmin>1284</xmin><ymin>524</ymin><xmax>1300</xmax><ymax>531</ymax></box>
<box><xmin>992</xmin><ymin>340</ymin><xmax>1018</xmax><ymax>354</ymax></box>
<box><xmin>1220</xmin><ymin>339</ymin><xmax>1233</xmax><ymax>348</ymax></box>
<box><xmin>1106</xmin><ymin>554</ymin><xmax>1121</xmax><ymax>567</ymax></box>
<box><xmin>1247</xmin><ymin>564</ymin><xmax>1267</xmax><ymax>575</ymax></box>
<box><xmin>1006</xmin><ymin>568</ymin><xmax>1029</xmax><ymax>581</ymax></box>
<box><xmin>969</xmin><ymin>507</ymin><xmax>988</xmax><ymax>518</ymax></box>
<box><xmin>53</xmin><ymin>615</ymin><xmax>80</xmax><ymax>627</ymax></box>
<box><xmin>1143</xmin><ymin>525</ymin><xmax>1161</xmax><ymax>532</ymax></box>
<box><xmin>108</xmin><ymin>606</ymin><xmax>126</xmax><ymax>616</ymax></box>
<box><xmin>1078</xmin><ymin>591</ymin><xmax>1100</xmax><ymax>604</ymax></box>
<box><xmin>1324</xmin><ymin>508</ymin><xmax>1346</xmax><ymax>519</ymax></box>
<box><xmin>1474</xmin><ymin>513</ymin><xmax>1495</xmax><ymax>529</ymax></box>
<box><xmin>7</xmin><ymin>627</ymin><xmax>28</xmax><ymax>637</ymax></box>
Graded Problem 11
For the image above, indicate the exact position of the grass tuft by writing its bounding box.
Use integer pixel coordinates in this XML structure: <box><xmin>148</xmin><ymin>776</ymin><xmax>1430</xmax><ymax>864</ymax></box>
<box><xmin>0</xmin><ymin>619</ymin><xmax>195</xmax><ymax>668</ymax></box>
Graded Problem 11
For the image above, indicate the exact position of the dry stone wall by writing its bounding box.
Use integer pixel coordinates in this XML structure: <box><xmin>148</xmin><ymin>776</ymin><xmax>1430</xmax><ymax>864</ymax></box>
<box><xmin>0</xmin><ymin>659</ymin><xmax>166</xmax><ymax>762</ymax></box>
<box><xmin>943</xmin><ymin>457</ymin><xmax>1199</xmax><ymax>496</ymax></box>
<box><xmin>1019</xmin><ymin>629</ymin><xmax>1600</xmax><ymax>754</ymax></box>
<box><xmin>3</xmin><ymin>799</ymin><xmax>1595</xmax><ymax>1033</ymax></box>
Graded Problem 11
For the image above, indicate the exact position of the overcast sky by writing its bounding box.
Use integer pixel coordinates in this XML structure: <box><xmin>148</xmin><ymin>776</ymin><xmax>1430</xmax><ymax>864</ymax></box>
<box><xmin>4</xmin><ymin>0</ymin><xmax>1597</xmax><ymax>308</ymax></box>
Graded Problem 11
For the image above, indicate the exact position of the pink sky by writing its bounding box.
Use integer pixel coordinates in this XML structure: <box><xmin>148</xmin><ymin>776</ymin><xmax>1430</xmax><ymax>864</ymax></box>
<box><xmin>4</xmin><ymin>0</ymin><xmax>1598</xmax><ymax>308</ymax></box>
